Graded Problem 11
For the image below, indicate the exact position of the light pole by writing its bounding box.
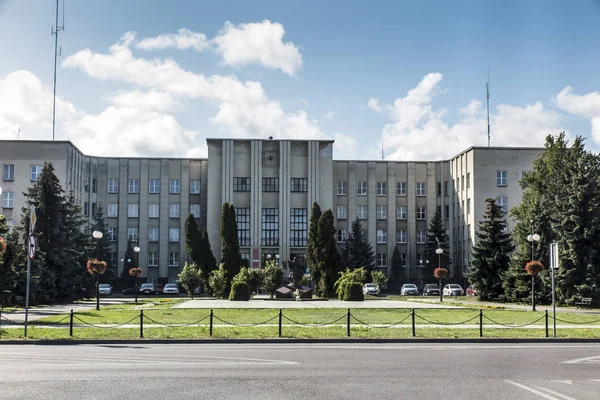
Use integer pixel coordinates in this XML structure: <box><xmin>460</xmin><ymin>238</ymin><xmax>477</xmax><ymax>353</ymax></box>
<box><xmin>133</xmin><ymin>246</ymin><xmax>140</xmax><ymax>303</ymax></box>
<box><xmin>436</xmin><ymin>247</ymin><xmax>444</xmax><ymax>302</ymax></box>
<box><xmin>418</xmin><ymin>259</ymin><xmax>428</xmax><ymax>290</ymax></box>
<box><xmin>92</xmin><ymin>230</ymin><xmax>103</xmax><ymax>311</ymax></box>
<box><xmin>527</xmin><ymin>219</ymin><xmax>541</xmax><ymax>311</ymax></box>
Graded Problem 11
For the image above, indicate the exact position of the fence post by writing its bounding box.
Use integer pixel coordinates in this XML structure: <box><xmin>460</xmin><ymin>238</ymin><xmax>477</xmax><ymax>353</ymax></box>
<box><xmin>69</xmin><ymin>309</ymin><xmax>74</xmax><ymax>337</ymax></box>
<box><xmin>278</xmin><ymin>309</ymin><xmax>282</xmax><ymax>338</ymax></box>
<box><xmin>209</xmin><ymin>309</ymin><xmax>213</xmax><ymax>337</ymax></box>
<box><xmin>545</xmin><ymin>310</ymin><xmax>549</xmax><ymax>338</ymax></box>
<box><xmin>479</xmin><ymin>309</ymin><xmax>483</xmax><ymax>338</ymax></box>
<box><xmin>411</xmin><ymin>308</ymin><xmax>416</xmax><ymax>337</ymax></box>
<box><xmin>347</xmin><ymin>309</ymin><xmax>351</xmax><ymax>337</ymax></box>
<box><xmin>140</xmin><ymin>310</ymin><xmax>144</xmax><ymax>338</ymax></box>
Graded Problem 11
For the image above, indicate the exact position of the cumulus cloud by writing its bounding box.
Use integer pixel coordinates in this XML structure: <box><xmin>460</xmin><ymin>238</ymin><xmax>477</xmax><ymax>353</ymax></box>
<box><xmin>136</xmin><ymin>28</ymin><xmax>210</xmax><ymax>51</ymax></box>
<box><xmin>107</xmin><ymin>89</ymin><xmax>177</xmax><ymax>112</ymax></box>
<box><xmin>554</xmin><ymin>87</ymin><xmax>600</xmax><ymax>144</ymax></box>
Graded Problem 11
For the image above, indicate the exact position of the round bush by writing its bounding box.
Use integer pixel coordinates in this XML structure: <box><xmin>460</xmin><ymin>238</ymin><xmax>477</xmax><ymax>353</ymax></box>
<box><xmin>229</xmin><ymin>282</ymin><xmax>251</xmax><ymax>301</ymax></box>
<box><xmin>342</xmin><ymin>282</ymin><xmax>364</xmax><ymax>301</ymax></box>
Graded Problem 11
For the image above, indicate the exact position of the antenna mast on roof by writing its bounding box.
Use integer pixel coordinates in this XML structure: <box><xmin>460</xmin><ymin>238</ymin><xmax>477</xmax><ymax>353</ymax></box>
<box><xmin>51</xmin><ymin>0</ymin><xmax>65</xmax><ymax>141</ymax></box>
<box><xmin>381</xmin><ymin>141</ymin><xmax>384</xmax><ymax>161</ymax></box>
<box><xmin>486</xmin><ymin>68</ymin><xmax>490</xmax><ymax>147</ymax></box>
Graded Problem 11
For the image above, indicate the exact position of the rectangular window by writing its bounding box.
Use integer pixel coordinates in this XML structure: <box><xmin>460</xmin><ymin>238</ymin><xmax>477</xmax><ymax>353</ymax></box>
<box><xmin>377</xmin><ymin>205</ymin><xmax>387</xmax><ymax>220</ymax></box>
<box><xmin>396</xmin><ymin>182</ymin><xmax>406</xmax><ymax>196</ymax></box>
<box><xmin>148</xmin><ymin>252</ymin><xmax>158</xmax><ymax>267</ymax></box>
<box><xmin>290</xmin><ymin>178</ymin><xmax>308</xmax><ymax>192</ymax></box>
<box><xmin>337</xmin><ymin>229</ymin><xmax>347</xmax><ymax>243</ymax></box>
<box><xmin>84</xmin><ymin>202</ymin><xmax>89</xmax><ymax>216</ymax></box>
<box><xmin>128</xmin><ymin>179</ymin><xmax>139</xmax><ymax>193</ymax></box>
<box><xmin>190</xmin><ymin>204</ymin><xmax>200</xmax><ymax>218</ymax></box>
<box><xmin>148</xmin><ymin>204</ymin><xmax>159</xmax><ymax>218</ymax></box>
<box><xmin>290</xmin><ymin>208</ymin><xmax>307</xmax><ymax>247</ymax></box>
<box><xmin>377</xmin><ymin>182</ymin><xmax>387</xmax><ymax>196</ymax></box>
<box><xmin>107</xmin><ymin>228</ymin><xmax>117</xmax><ymax>241</ymax></box>
<box><xmin>497</xmin><ymin>170</ymin><xmax>507</xmax><ymax>186</ymax></box>
<box><xmin>92</xmin><ymin>178</ymin><xmax>97</xmax><ymax>193</ymax></box>
<box><xmin>396</xmin><ymin>230</ymin><xmax>407</xmax><ymax>244</ymax></box>
<box><xmin>127</xmin><ymin>228</ymin><xmax>138</xmax><ymax>242</ymax></box>
<box><xmin>92</xmin><ymin>203</ymin><xmax>97</xmax><ymax>218</ymax></box>
<box><xmin>497</xmin><ymin>196</ymin><xmax>508</xmax><ymax>212</ymax></box>
<box><xmin>3</xmin><ymin>164</ymin><xmax>14</xmax><ymax>181</ymax></box>
<box><xmin>377</xmin><ymin>253</ymin><xmax>387</xmax><ymax>268</ymax></box>
<box><xmin>169</xmin><ymin>179</ymin><xmax>181</xmax><ymax>194</ymax></box>
<box><xmin>357</xmin><ymin>181</ymin><xmax>367</xmax><ymax>196</ymax></box>
<box><xmin>1</xmin><ymin>191</ymin><xmax>14</xmax><ymax>208</ymax></box>
<box><xmin>417</xmin><ymin>229</ymin><xmax>426</xmax><ymax>244</ymax></box>
<box><xmin>110</xmin><ymin>252</ymin><xmax>117</xmax><ymax>267</ymax></box>
<box><xmin>467</xmin><ymin>172</ymin><xmax>471</xmax><ymax>189</ymax></box>
<box><xmin>444</xmin><ymin>181</ymin><xmax>448</xmax><ymax>196</ymax></box>
<box><xmin>261</xmin><ymin>208</ymin><xmax>279</xmax><ymax>246</ymax></box>
<box><xmin>149</xmin><ymin>179</ymin><xmax>160</xmax><ymax>193</ymax></box>
<box><xmin>397</xmin><ymin>206</ymin><xmax>407</xmax><ymax>220</ymax></box>
<box><xmin>128</xmin><ymin>203</ymin><xmax>139</xmax><ymax>218</ymax></box>
<box><xmin>400</xmin><ymin>253</ymin><xmax>407</xmax><ymax>266</ymax></box>
<box><xmin>169</xmin><ymin>252</ymin><xmax>179</xmax><ymax>267</ymax></box>
<box><xmin>233</xmin><ymin>177</ymin><xmax>251</xmax><ymax>192</ymax></box>
<box><xmin>107</xmin><ymin>203</ymin><xmax>118</xmax><ymax>218</ymax></box>
<box><xmin>377</xmin><ymin>229</ymin><xmax>387</xmax><ymax>244</ymax></box>
<box><xmin>148</xmin><ymin>228</ymin><xmax>159</xmax><ymax>242</ymax></box>
<box><xmin>108</xmin><ymin>179</ymin><xmax>119</xmax><ymax>193</ymax></box>
<box><xmin>461</xmin><ymin>176</ymin><xmax>464</xmax><ymax>191</ymax></box>
<box><xmin>262</xmin><ymin>177</ymin><xmax>279</xmax><ymax>192</ymax></box>
<box><xmin>169</xmin><ymin>228</ymin><xmax>180</xmax><ymax>242</ymax></box>
<box><xmin>30</xmin><ymin>165</ymin><xmax>42</xmax><ymax>181</ymax></box>
<box><xmin>467</xmin><ymin>199</ymin><xmax>471</xmax><ymax>214</ymax></box>
<box><xmin>236</xmin><ymin>208</ymin><xmax>251</xmax><ymax>246</ymax></box>
<box><xmin>437</xmin><ymin>182</ymin><xmax>442</xmax><ymax>196</ymax></box>
<box><xmin>337</xmin><ymin>181</ymin><xmax>347</xmax><ymax>196</ymax></box>
<box><xmin>190</xmin><ymin>180</ymin><xmax>201</xmax><ymax>194</ymax></box>
<box><xmin>84</xmin><ymin>178</ymin><xmax>89</xmax><ymax>193</ymax></box>
<box><xmin>169</xmin><ymin>204</ymin><xmax>180</xmax><ymax>218</ymax></box>
<box><xmin>337</xmin><ymin>205</ymin><xmax>347</xmax><ymax>220</ymax></box>
<box><xmin>416</xmin><ymin>206</ymin><xmax>426</xmax><ymax>220</ymax></box>
<box><xmin>416</xmin><ymin>182</ymin><xmax>426</xmax><ymax>196</ymax></box>
<box><xmin>357</xmin><ymin>205</ymin><xmax>367</xmax><ymax>220</ymax></box>
<box><xmin>445</xmin><ymin>205</ymin><xmax>449</xmax><ymax>219</ymax></box>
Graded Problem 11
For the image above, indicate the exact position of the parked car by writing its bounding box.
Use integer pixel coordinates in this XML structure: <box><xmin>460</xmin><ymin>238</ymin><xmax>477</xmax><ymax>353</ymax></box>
<box><xmin>466</xmin><ymin>285</ymin><xmax>477</xmax><ymax>296</ymax></box>
<box><xmin>163</xmin><ymin>283</ymin><xmax>180</xmax><ymax>295</ymax></box>
<box><xmin>139</xmin><ymin>283</ymin><xmax>156</xmax><ymax>295</ymax></box>
<box><xmin>363</xmin><ymin>283</ymin><xmax>379</xmax><ymax>296</ymax></box>
<box><xmin>443</xmin><ymin>284</ymin><xmax>465</xmax><ymax>296</ymax></box>
<box><xmin>98</xmin><ymin>284</ymin><xmax>112</xmax><ymax>295</ymax></box>
<box><xmin>400</xmin><ymin>284</ymin><xmax>419</xmax><ymax>296</ymax></box>
<box><xmin>193</xmin><ymin>285</ymin><xmax>203</xmax><ymax>295</ymax></box>
<box><xmin>422</xmin><ymin>284</ymin><xmax>440</xmax><ymax>296</ymax></box>
<box><xmin>122</xmin><ymin>287</ymin><xmax>136</xmax><ymax>295</ymax></box>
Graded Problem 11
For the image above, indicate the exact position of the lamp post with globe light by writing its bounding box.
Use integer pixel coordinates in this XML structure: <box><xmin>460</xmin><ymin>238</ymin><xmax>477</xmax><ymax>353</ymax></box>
<box><xmin>92</xmin><ymin>230</ymin><xmax>103</xmax><ymax>311</ymax></box>
<box><xmin>527</xmin><ymin>220</ymin><xmax>541</xmax><ymax>311</ymax></box>
<box><xmin>133</xmin><ymin>246</ymin><xmax>140</xmax><ymax>303</ymax></box>
<box><xmin>436</xmin><ymin>247</ymin><xmax>444</xmax><ymax>302</ymax></box>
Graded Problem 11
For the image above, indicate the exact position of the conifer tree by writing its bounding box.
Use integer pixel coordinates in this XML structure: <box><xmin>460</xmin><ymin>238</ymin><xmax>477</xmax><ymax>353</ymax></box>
<box><xmin>185</xmin><ymin>213</ymin><xmax>202</xmax><ymax>266</ymax></box>
<box><xmin>199</xmin><ymin>228</ymin><xmax>217</xmax><ymax>288</ymax></box>
<box><xmin>306</xmin><ymin>202</ymin><xmax>322</xmax><ymax>286</ymax></box>
<box><xmin>90</xmin><ymin>205</ymin><xmax>112</xmax><ymax>268</ymax></box>
<box><xmin>423</xmin><ymin>211</ymin><xmax>451</xmax><ymax>283</ymax></box>
<box><xmin>390</xmin><ymin>246</ymin><xmax>405</xmax><ymax>291</ymax></box>
<box><xmin>340</xmin><ymin>219</ymin><xmax>375</xmax><ymax>273</ymax></box>
<box><xmin>220</xmin><ymin>203</ymin><xmax>241</xmax><ymax>295</ymax></box>
<box><xmin>315</xmin><ymin>209</ymin><xmax>342</xmax><ymax>297</ymax></box>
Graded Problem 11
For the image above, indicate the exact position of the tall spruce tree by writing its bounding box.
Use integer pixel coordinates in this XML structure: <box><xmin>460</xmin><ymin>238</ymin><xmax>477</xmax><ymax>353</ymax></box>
<box><xmin>199</xmin><ymin>229</ymin><xmax>217</xmax><ymax>288</ymax></box>
<box><xmin>306</xmin><ymin>202</ymin><xmax>322</xmax><ymax>286</ymax></box>
<box><xmin>468</xmin><ymin>198</ymin><xmax>514</xmax><ymax>300</ymax></box>
<box><xmin>340</xmin><ymin>219</ymin><xmax>375</xmax><ymax>272</ymax></box>
<box><xmin>0</xmin><ymin>215</ymin><xmax>15</xmax><ymax>293</ymax></box>
<box><xmin>120</xmin><ymin>240</ymin><xmax>137</xmax><ymax>287</ymax></box>
<box><xmin>390</xmin><ymin>246</ymin><xmax>405</xmax><ymax>291</ymax></box>
<box><xmin>185</xmin><ymin>214</ymin><xmax>202</xmax><ymax>266</ymax></box>
<box><xmin>423</xmin><ymin>211</ymin><xmax>451</xmax><ymax>283</ymax></box>
<box><xmin>220</xmin><ymin>203</ymin><xmax>241</xmax><ymax>294</ymax></box>
<box><xmin>315</xmin><ymin>209</ymin><xmax>342</xmax><ymax>297</ymax></box>
<box><xmin>90</xmin><ymin>206</ymin><xmax>112</xmax><ymax>267</ymax></box>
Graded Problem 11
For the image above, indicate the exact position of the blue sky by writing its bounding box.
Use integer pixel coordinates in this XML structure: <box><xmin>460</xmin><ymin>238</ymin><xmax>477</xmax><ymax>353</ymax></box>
<box><xmin>1</xmin><ymin>0</ymin><xmax>599</xmax><ymax>160</ymax></box>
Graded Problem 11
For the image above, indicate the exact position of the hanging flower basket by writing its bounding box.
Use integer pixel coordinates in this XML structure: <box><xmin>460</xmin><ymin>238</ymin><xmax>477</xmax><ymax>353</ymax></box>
<box><xmin>129</xmin><ymin>267</ymin><xmax>142</xmax><ymax>277</ymax></box>
<box><xmin>434</xmin><ymin>267</ymin><xmax>449</xmax><ymax>279</ymax></box>
<box><xmin>87</xmin><ymin>258</ymin><xmax>107</xmax><ymax>275</ymax></box>
<box><xmin>525</xmin><ymin>260</ymin><xmax>545</xmax><ymax>276</ymax></box>
<box><xmin>0</xmin><ymin>236</ymin><xmax>6</xmax><ymax>255</ymax></box>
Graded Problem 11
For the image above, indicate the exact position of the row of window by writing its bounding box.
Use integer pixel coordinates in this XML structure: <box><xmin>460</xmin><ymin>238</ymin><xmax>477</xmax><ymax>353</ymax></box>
<box><xmin>336</xmin><ymin>229</ymin><xmax>429</xmax><ymax>244</ymax></box>
<box><xmin>103</xmin><ymin>179</ymin><xmax>201</xmax><ymax>195</ymax></box>
<box><xmin>337</xmin><ymin>181</ymin><xmax>428</xmax><ymax>197</ymax></box>
<box><xmin>235</xmin><ymin>208</ymin><xmax>308</xmax><ymax>247</ymax></box>
<box><xmin>1</xmin><ymin>164</ymin><xmax>42</xmax><ymax>181</ymax></box>
<box><xmin>234</xmin><ymin>178</ymin><xmax>308</xmax><ymax>192</ymax></box>
<box><xmin>97</xmin><ymin>203</ymin><xmax>201</xmax><ymax>219</ymax></box>
<box><xmin>108</xmin><ymin>227</ymin><xmax>181</xmax><ymax>243</ymax></box>
<box><xmin>337</xmin><ymin>205</ymin><xmax>424</xmax><ymax>220</ymax></box>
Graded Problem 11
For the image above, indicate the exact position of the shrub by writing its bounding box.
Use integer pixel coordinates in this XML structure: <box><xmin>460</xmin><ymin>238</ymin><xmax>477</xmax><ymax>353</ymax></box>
<box><xmin>233</xmin><ymin>267</ymin><xmax>263</xmax><ymax>294</ymax></box>
<box><xmin>525</xmin><ymin>260</ymin><xmax>544</xmax><ymax>276</ymax></box>
<box><xmin>262</xmin><ymin>260</ymin><xmax>284</xmax><ymax>298</ymax></box>
<box><xmin>178</xmin><ymin>262</ymin><xmax>202</xmax><ymax>297</ymax></box>
<box><xmin>335</xmin><ymin>268</ymin><xmax>367</xmax><ymax>301</ymax></box>
<box><xmin>229</xmin><ymin>281</ymin><xmax>250</xmax><ymax>301</ymax></box>
<box><xmin>342</xmin><ymin>282</ymin><xmax>364</xmax><ymax>301</ymax></box>
<box><xmin>434</xmin><ymin>267</ymin><xmax>449</xmax><ymax>279</ymax></box>
<box><xmin>208</xmin><ymin>264</ymin><xmax>227</xmax><ymax>298</ymax></box>
<box><xmin>371</xmin><ymin>270</ymin><xmax>388</xmax><ymax>293</ymax></box>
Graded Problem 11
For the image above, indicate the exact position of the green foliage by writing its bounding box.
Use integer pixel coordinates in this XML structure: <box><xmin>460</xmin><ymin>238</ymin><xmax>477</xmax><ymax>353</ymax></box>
<box><xmin>390</xmin><ymin>246</ymin><xmax>405</xmax><ymax>291</ymax></box>
<box><xmin>306</xmin><ymin>202</ymin><xmax>322</xmax><ymax>290</ymax></box>
<box><xmin>220</xmin><ymin>203</ymin><xmax>241</xmax><ymax>296</ymax></box>
<box><xmin>178</xmin><ymin>262</ymin><xmax>202</xmax><ymax>297</ymax></box>
<box><xmin>120</xmin><ymin>241</ymin><xmax>137</xmax><ymax>287</ymax></box>
<box><xmin>335</xmin><ymin>267</ymin><xmax>367</xmax><ymax>300</ymax></box>
<box><xmin>208</xmin><ymin>264</ymin><xmax>227</xmax><ymax>298</ymax></box>
<box><xmin>262</xmin><ymin>260</ymin><xmax>284</xmax><ymax>299</ymax></box>
<box><xmin>340</xmin><ymin>219</ymin><xmax>375</xmax><ymax>273</ymax></box>
<box><xmin>468</xmin><ymin>198</ymin><xmax>514</xmax><ymax>300</ymax></box>
<box><xmin>424</xmin><ymin>211</ymin><xmax>451</xmax><ymax>283</ymax></box>
<box><xmin>90</xmin><ymin>206</ymin><xmax>112</xmax><ymax>270</ymax></box>
<box><xmin>313</xmin><ymin>209</ymin><xmax>343</xmax><ymax>298</ymax></box>
<box><xmin>229</xmin><ymin>281</ymin><xmax>251</xmax><ymax>301</ymax></box>
<box><xmin>233</xmin><ymin>267</ymin><xmax>263</xmax><ymax>294</ymax></box>
<box><xmin>343</xmin><ymin>282</ymin><xmax>365</xmax><ymax>301</ymax></box>
<box><xmin>185</xmin><ymin>214</ymin><xmax>216</xmax><ymax>291</ymax></box>
<box><xmin>371</xmin><ymin>270</ymin><xmax>388</xmax><ymax>293</ymax></box>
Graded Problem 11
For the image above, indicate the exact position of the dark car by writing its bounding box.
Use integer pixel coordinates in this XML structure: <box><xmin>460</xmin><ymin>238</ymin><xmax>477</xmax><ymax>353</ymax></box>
<box><xmin>139</xmin><ymin>283</ymin><xmax>155</xmax><ymax>295</ymax></box>
<box><xmin>422</xmin><ymin>284</ymin><xmax>440</xmax><ymax>296</ymax></box>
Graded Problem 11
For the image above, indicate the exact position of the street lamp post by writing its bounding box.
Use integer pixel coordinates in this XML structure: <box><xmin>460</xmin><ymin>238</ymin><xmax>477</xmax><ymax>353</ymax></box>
<box><xmin>527</xmin><ymin>220</ymin><xmax>541</xmax><ymax>311</ymax></box>
<box><xmin>133</xmin><ymin>246</ymin><xmax>140</xmax><ymax>303</ymax></box>
<box><xmin>92</xmin><ymin>230</ymin><xmax>103</xmax><ymax>311</ymax></box>
<box><xmin>436</xmin><ymin>247</ymin><xmax>444</xmax><ymax>302</ymax></box>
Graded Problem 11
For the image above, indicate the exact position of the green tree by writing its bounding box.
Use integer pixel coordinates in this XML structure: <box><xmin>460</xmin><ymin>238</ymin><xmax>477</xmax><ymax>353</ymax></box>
<box><xmin>178</xmin><ymin>262</ymin><xmax>202</xmax><ymax>297</ymax></box>
<box><xmin>390</xmin><ymin>246</ymin><xmax>405</xmax><ymax>291</ymax></box>
<box><xmin>90</xmin><ymin>206</ymin><xmax>112</xmax><ymax>267</ymax></box>
<box><xmin>340</xmin><ymin>219</ymin><xmax>375</xmax><ymax>273</ymax></box>
<box><xmin>371</xmin><ymin>270</ymin><xmax>388</xmax><ymax>294</ymax></box>
<box><xmin>0</xmin><ymin>215</ymin><xmax>16</xmax><ymax>293</ymax></box>
<box><xmin>423</xmin><ymin>211</ymin><xmax>451</xmax><ymax>283</ymax></box>
<box><xmin>120</xmin><ymin>240</ymin><xmax>137</xmax><ymax>287</ymax></box>
<box><xmin>306</xmin><ymin>202</ymin><xmax>322</xmax><ymax>288</ymax></box>
<box><xmin>208</xmin><ymin>264</ymin><xmax>227</xmax><ymax>298</ymax></box>
<box><xmin>315</xmin><ymin>209</ymin><xmax>343</xmax><ymax>298</ymax></box>
<box><xmin>262</xmin><ymin>260</ymin><xmax>284</xmax><ymax>299</ymax></box>
<box><xmin>334</xmin><ymin>267</ymin><xmax>366</xmax><ymax>301</ymax></box>
<box><xmin>468</xmin><ymin>198</ymin><xmax>515</xmax><ymax>300</ymax></box>
<box><xmin>184</xmin><ymin>213</ymin><xmax>202</xmax><ymax>266</ymax></box>
<box><xmin>199</xmin><ymin>229</ymin><xmax>217</xmax><ymax>288</ymax></box>
<box><xmin>220</xmin><ymin>203</ymin><xmax>241</xmax><ymax>295</ymax></box>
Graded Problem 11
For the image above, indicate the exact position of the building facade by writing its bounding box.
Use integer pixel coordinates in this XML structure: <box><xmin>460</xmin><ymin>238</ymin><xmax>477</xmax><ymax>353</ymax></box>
<box><xmin>0</xmin><ymin>138</ymin><xmax>542</xmax><ymax>286</ymax></box>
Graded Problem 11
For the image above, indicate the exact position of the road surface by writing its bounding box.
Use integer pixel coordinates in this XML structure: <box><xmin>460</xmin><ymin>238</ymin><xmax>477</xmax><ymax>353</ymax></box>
<box><xmin>0</xmin><ymin>343</ymin><xmax>599</xmax><ymax>399</ymax></box>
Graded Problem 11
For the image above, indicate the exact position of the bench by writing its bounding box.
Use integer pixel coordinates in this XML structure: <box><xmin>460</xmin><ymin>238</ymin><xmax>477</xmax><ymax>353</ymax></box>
<box><xmin>575</xmin><ymin>297</ymin><xmax>592</xmax><ymax>309</ymax></box>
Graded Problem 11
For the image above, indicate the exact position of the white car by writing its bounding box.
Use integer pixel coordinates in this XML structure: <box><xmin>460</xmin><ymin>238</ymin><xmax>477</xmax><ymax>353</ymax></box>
<box><xmin>400</xmin><ymin>284</ymin><xmax>419</xmax><ymax>296</ymax></box>
<box><xmin>443</xmin><ymin>284</ymin><xmax>465</xmax><ymax>296</ymax></box>
<box><xmin>162</xmin><ymin>283</ymin><xmax>180</xmax><ymax>295</ymax></box>
<box><xmin>363</xmin><ymin>283</ymin><xmax>379</xmax><ymax>295</ymax></box>
<box><xmin>98</xmin><ymin>284</ymin><xmax>112</xmax><ymax>295</ymax></box>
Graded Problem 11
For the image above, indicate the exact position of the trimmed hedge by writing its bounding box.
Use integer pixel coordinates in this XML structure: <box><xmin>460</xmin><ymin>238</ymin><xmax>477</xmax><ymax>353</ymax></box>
<box><xmin>229</xmin><ymin>282</ymin><xmax>251</xmax><ymax>301</ymax></box>
<box><xmin>342</xmin><ymin>282</ymin><xmax>364</xmax><ymax>301</ymax></box>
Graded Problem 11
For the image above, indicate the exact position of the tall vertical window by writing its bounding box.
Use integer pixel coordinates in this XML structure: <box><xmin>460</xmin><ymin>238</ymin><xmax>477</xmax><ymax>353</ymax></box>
<box><xmin>377</xmin><ymin>182</ymin><xmax>387</xmax><ymax>196</ymax></box>
<box><xmin>357</xmin><ymin>181</ymin><xmax>367</xmax><ymax>195</ymax></box>
<box><xmin>337</xmin><ymin>205</ymin><xmax>347</xmax><ymax>220</ymax></box>
<box><xmin>261</xmin><ymin>208</ymin><xmax>279</xmax><ymax>246</ymax></box>
<box><xmin>377</xmin><ymin>229</ymin><xmax>387</xmax><ymax>244</ymax></box>
<box><xmin>1</xmin><ymin>192</ymin><xmax>14</xmax><ymax>208</ymax></box>
<box><xmin>461</xmin><ymin>176</ymin><xmax>464</xmax><ymax>191</ymax></box>
<box><xmin>190</xmin><ymin>204</ymin><xmax>200</xmax><ymax>218</ymax></box>
<box><xmin>92</xmin><ymin>178</ymin><xmax>97</xmax><ymax>193</ymax></box>
<box><xmin>377</xmin><ymin>253</ymin><xmax>387</xmax><ymax>268</ymax></box>
<box><xmin>148</xmin><ymin>228</ymin><xmax>159</xmax><ymax>242</ymax></box>
<box><xmin>169</xmin><ymin>228</ymin><xmax>180</xmax><ymax>242</ymax></box>
<box><xmin>337</xmin><ymin>230</ymin><xmax>348</xmax><ymax>243</ymax></box>
<box><xmin>30</xmin><ymin>165</ymin><xmax>42</xmax><ymax>181</ymax></box>
<box><xmin>416</xmin><ymin>206</ymin><xmax>426</xmax><ymax>220</ymax></box>
<box><xmin>416</xmin><ymin>182</ymin><xmax>426</xmax><ymax>196</ymax></box>
<box><xmin>148</xmin><ymin>204</ymin><xmax>159</xmax><ymax>218</ymax></box>
<box><xmin>400</xmin><ymin>253</ymin><xmax>407</xmax><ymax>266</ymax></box>
<box><xmin>397</xmin><ymin>206</ymin><xmax>407</xmax><ymax>220</ymax></box>
<box><xmin>107</xmin><ymin>203</ymin><xmax>118</xmax><ymax>217</ymax></box>
<box><xmin>236</xmin><ymin>208</ymin><xmax>251</xmax><ymax>246</ymax></box>
<box><xmin>169</xmin><ymin>252</ymin><xmax>179</xmax><ymax>267</ymax></box>
<box><xmin>445</xmin><ymin>205</ymin><xmax>449</xmax><ymax>219</ymax></box>
<box><xmin>357</xmin><ymin>205</ymin><xmax>367</xmax><ymax>219</ymax></box>
<box><xmin>127</xmin><ymin>228</ymin><xmax>138</xmax><ymax>242</ymax></box>
<box><xmin>290</xmin><ymin>178</ymin><xmax>308</xmax><ymax>192</ymax></box>
<box><xmin>84</xmin><ymin>202</ymin><xmax>89</xmax><ymax>216</ymax></box>
<box><xmin>107</xmin><ymin>179</ymin><xmax>119</xmax><ymax>193</ymax></box>
<box><xmin>396</xmin><ymin>230</ymin><xmax>407</xmax><ymax>244</ymax></box>
<box><xmin>437</xmin><ymin>182</ymin><xmax>442</xmax><ymax>196</ymax></box>
<box><xmin>92</xmin><ymin>203</ymin><xmax>97</xmax><ymax>218</ymax></box>
<box><xmin>337</xmin><ymin>181</ymin><xmax>347</xmax><ymax>195</ymax></box>
<box><xmin>262</xmin><ymin>178</ymin><xmax>279</xmax><ymax>192</ymax></box>
<box><xmin>107</xmin><ymin>228</ymin><xmax>117</xmax><ymax>241</ymax></box>
<box><xmin>290</xmin><ymin>208</ymin><xmax>307</xmax><ymax>247</ymax></box>
<box><xmin>148</xmin><ymin>252</ymin><xmax>158</xmax><ymax>267</ymax></box>
<box><xmin>497</xmin><ymin>196</ymin><xmax>508</xmax><ymax>212</ymax></box>
<box><xmin>467</xmin><ymin>172</ymin><xmax>471</xmax><ymax>189</ymax></box>
<box><xmin>497</xmin><ymin>170</ymin><xmax>507</xmax><ymax>186</ymax></box>
<box><xmin>3</xmin><ymin>164</ymin><xmax>14</xmax><ymax>181</ymax></box>
<box><xmin>128</xmin><ymin>179</ymin><xmax>139</xmax><ymax>193</ymax></box>
<box><xmin>149</xmin><ymin>179</ymin><xmax>160</xmax><ymax>193</ymax></box>
<box><xmin>169</xmin><ymin>204</ymin><xmax>180</xmax><ymax>218</ymax></box>
<box><xmin>467</xmin><ymin>199</ymin><xmax>471</xmax><ymax>214</ymax></box>
<box><xmin>169</xmin><ymin>179</ymin><xmax>181</xmax><ymax>194</ymax></box>
<box><xmin>417</xmin><ymin>229</ymin><xmax>426</xmax><ymax>244</ymax></box>
<box><xmin>396</xmin><ymin>182</ymin><xmax>406</xmax><ymax>196</ymax></box>
<box><xmin>377</xmin><ymin>205</ymin><xmax>387</xmax><ymax>219</ymax></box>
<box><xmin>128</xmin><ymin>203</ymin><xmax>139</xmax><ymax>218</ymax></box>
<box><xmin>233</xmin><ymin>177</ymin><xmax>251</xmax><ymax>191</ymax></box>
<box><xmin>190</xmin><ymin>180</ymin><xmax>201</xmax><ymax>194</ymax></box>
<box><xmin>84</xmin><ymin>178</ymin><xmax>89</xmax><ymax>193</ymax></box>
<box><xmin>444</xmin><ymin>181</ymin><xmax>448</xmax><ymax>196</ymax></box>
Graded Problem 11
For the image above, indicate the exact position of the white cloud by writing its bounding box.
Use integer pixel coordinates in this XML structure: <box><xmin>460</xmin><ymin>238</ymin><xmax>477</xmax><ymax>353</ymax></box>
<box><xmin>367</xmin><ymin>98</ymin><xmax>382</xmax><ymax>113</ymax></box>
<box><xmin>322</xmin><ymin>111</ymin><xmax>334</xmax><ymax>120</ymax></box>
<box><xmin>107</xmin><ymin>89</ymin><xmax>177</xmax><ymax>112</ymax></box>
<box><xmin>136</xmin><ymin>28</ymin><xmax>209</xmax><ymax>51</ymax></box>
<box><xmin>554</xmin><ymin>86</ymin><xmax>600</xmax><ymax>143</ymax></box>
<box><xmin>332</xmin><ymin>133</ymin><xmax>358</xmax><ymax>159</ymax></box>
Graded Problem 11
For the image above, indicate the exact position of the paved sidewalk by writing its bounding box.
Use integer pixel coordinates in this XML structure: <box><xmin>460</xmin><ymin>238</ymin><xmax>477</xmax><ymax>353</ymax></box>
<box><xmin>0</xmin><ymin>299</ymin><xmax>134</xmax><ymax>323</ymax></box>
<box><xmin>174</xmin><ymin>299</ymin><xmax>464</xmax><ymax>309</ymax></box>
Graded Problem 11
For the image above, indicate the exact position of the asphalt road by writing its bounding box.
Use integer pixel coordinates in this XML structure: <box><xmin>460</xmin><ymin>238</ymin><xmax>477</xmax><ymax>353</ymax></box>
<box><xmin>1</xmin><ymin>343</ymin><xmax>599</xmax><ymax>399</ymax></box>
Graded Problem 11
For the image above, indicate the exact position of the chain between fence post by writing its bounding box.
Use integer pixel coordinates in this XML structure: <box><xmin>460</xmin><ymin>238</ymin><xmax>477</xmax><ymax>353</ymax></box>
<box><xmin>140</xmin><ymin>310</ymin><xmax>144</xmax><ymax>338</ymax></box>
<box><xmin>479</xmin><ymin>309</ymin><xmax>483</xmax><ymax>338</ymax></box>
<box><xmin>411</xmin><ymin>309</ymin><xmax>416</xmax><ymax>337</ymax></box>
<box><xmin>347</xmin><ymin>309</ymin><xmax>351</xmax><ymax>337</ymax></box>
<box><xmin>278</xmin><ymin>309</ymin><xmax>282</xmax><ymax>338</ymax></box>
<box><xmin>209</xmin><ymin>309</ymin><xmax>213</xmax><ymax>337</ymax></box>
<box><xmin>69</xmin><ymin>309</ymin><xmax>74</xmax><ymax>337</ymax></box>
<box><xmin>545</xmin><ymin>310</ymin><xmax>549</xmax><ymax>338</ymax></box>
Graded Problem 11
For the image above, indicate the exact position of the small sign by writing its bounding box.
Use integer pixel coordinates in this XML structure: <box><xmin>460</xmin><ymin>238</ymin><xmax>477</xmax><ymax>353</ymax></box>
<box><xmin>30</xmin><ymin>207</ymin><xmax>37</xmax><ymax>231</ymax></box>
<box><xmin>550</xmin><ymin>243</ymin><xmax>559</xmax><ymax>269</ymax></box>
<box><xmin>27</xmin><ymin>234</ymin><xmax>36</xmax><ymax>260</ymax></box>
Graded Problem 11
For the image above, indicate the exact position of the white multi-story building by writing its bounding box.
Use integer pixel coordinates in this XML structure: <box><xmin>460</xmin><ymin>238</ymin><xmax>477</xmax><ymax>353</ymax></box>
<box><xmin>0</xmin><ymin>138</ymin><xmax>541</xmax><ymax>285</ymax></box>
